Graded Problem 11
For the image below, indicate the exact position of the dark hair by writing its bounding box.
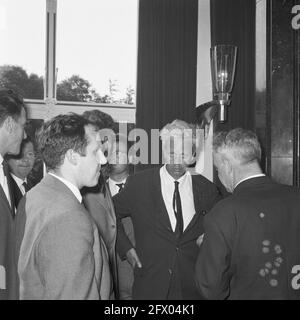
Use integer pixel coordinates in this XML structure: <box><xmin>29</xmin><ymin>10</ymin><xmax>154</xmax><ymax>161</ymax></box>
<box><xmin>0</xmin><ymin>88</ymin><xmax>25</xmax><ymax>126</ymax></box>
<box><xmin>82</xmin><ymin>109</ymin><xmax>116</xmax><ymax>131</ymax></box>
<box><xmin>36</xmin><ymin>113</ymin><xmax>89</xmax><ymax>171</ymax></box>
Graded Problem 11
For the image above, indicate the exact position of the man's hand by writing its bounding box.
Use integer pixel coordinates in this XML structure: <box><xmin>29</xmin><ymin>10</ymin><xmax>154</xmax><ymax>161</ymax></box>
<box><xmin>126</xmin><ymin>248</ymin><xmax>142</xmax><ymax>268</ymax></box>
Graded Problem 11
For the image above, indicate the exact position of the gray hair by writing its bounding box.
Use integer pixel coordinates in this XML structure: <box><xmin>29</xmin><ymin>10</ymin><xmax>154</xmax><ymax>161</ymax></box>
<box><xmin>213</xmin><ymin>128</ymin><xmax>261</xmax><ymax>165</ymax></box>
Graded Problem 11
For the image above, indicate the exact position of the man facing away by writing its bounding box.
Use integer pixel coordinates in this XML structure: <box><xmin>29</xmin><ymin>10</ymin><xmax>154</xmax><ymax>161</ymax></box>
<box><xmin>17</xmin><ymin>113</ymin><xmax>110</xmax><ymax>299</ymax></box>
<box><xmin>195</xmin><ymin>128</ymin><xmax>300</xmax><ymax>300</ymax></box>
<box><xmin>114</xmin><ymin>119</ymin><xmax>222</xmax><ymax>299</ymax></box>
<box><xmin>0</xmin><ymin>88</ymin><xmax>27</xmax><ymax>300</ymax></box>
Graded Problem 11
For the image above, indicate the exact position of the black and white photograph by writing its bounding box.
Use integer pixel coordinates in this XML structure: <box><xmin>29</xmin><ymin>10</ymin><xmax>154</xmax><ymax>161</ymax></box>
<box><xmin>0</xmin><ymin>0</ymin><xmax>299</xmax><ymax>306</ymax></box>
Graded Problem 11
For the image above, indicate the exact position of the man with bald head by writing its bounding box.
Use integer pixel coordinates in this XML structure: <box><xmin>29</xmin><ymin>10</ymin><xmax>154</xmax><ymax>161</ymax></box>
<box><xmin>114</xmin><ymin>119</ymin><xmax>221</xmax><ymax>299</ymax></box>
<box><xmin>195</xmin><ymin>128</ymin><xmax>300</xmax><ymax>300</ymax></box>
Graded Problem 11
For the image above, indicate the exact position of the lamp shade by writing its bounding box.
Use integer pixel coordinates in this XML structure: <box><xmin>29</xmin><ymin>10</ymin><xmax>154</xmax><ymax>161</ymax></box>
<box><xmin>210</xmin><ymin>44</ymin><xmax>237</xmax><ymax>122</ymax></box>
<box><xmin>210</xmin><ymin>44</ymin><xmax>237</xmax><ymax>99</ymax></box>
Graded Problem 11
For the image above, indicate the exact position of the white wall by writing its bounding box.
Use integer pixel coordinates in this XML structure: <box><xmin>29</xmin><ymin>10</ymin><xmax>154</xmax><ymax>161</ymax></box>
<box><xmin>195</xmin><ymin>0</ymin><xmax>214</xmax><ymax>181</ymax></box>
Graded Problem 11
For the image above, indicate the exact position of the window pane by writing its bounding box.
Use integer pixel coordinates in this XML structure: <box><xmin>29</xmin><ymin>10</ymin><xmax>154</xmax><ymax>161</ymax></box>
<box><xmin>0</xmin><ymin>0</ymin><xmax>45</xmax><ymax>100</ymax></box>
<box><xmin>56</xmin><ymin>0</ymin><xmax>138</xmax><ymax>105</ymax></box>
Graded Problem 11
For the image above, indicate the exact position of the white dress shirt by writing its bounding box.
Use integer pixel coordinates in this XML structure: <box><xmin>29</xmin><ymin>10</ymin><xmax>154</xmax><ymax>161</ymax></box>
<box><xmin>108</xmin><ymin>177</ymin><xmax>127</xmax><ymax>197</ymax></box>
<box><xmin>160</xmin><ymin>165</ymin><xmax>196</xmax><ymax>232</ymax></box>
<box><xmin>49</xmin><ymin>172</ymin><xmax>82</xmax><ymax>203</ymax></box>
<box><xmin>0</xmin><ymin>154</ymin><xmax>11</xmax><ymax>207</ymax></box>
<box><xmin>10</xmin><ymin>173</ymin><xmax>27</xmax><ymax>196</ymax></box>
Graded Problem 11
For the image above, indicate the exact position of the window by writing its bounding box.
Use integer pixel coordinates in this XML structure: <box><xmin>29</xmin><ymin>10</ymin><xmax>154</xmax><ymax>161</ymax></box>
<box><xmin>0</xmin><ymin>0</ymin><xmax>45</xmax><ymax>100</ymax></box>
<box><xmin>0</xmin><ymin>0</ymin><xmax>138</xmax><ymax>123</ymax></box>
<box><xmin>56</xmin><ymin>0</ymin><xmax>138</xmax><ymax>105</ymax></box>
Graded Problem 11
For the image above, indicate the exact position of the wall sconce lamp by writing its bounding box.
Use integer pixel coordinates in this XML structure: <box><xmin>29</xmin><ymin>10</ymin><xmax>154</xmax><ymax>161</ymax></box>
<box><xmin>196</xmin><ymin>44</ymin><xmax>238</xmax><ymax>127</ymax></box>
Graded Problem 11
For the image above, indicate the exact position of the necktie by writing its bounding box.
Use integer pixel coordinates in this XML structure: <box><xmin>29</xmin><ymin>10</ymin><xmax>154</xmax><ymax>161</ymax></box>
<box><xmin>116</xmin><ymin>183</ymin><xmax>124</xmax><ymax>193</ymax></box>
<box><xmin>173</xmin><ymin>181</ymin><xmax>183</xmax><ymax>237</ymax></box>
<box><xmin>22</xmin><ymin>181</ymin><xmax>30</xmax><ymax>193</ymax></box>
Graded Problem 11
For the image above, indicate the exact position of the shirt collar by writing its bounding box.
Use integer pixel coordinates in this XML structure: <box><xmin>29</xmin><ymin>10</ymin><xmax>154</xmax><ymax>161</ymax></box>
<box><xmin>108</xmin><ymin>177</ymin><xmax>127</xmax><ymax>185</ymax></box>
<box><xmin>234</xmin><ymin>173</ymin><xmax>266</xmax><ymax>189</ymax></box>
<box><xmin>0</xmin><ymin>154</ymin><xmax>4</xmax><ymax>166</ymax></box>
<box><xmin>49</xmin><ymin>172</ymin><xmax>82</xmax><ymax>203</ymax></box>
<box><xmin>10</xmin><ymin>173</ymin><xmax>26</xmax><ymax>188</ymax></box>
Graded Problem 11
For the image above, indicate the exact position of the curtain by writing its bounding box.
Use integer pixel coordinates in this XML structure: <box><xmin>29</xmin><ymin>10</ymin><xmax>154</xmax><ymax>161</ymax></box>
<box><xmin>135</xmin><ymin>0</ymin><xmax>198</xmax><ymax>169</ymax></box>
<box><xmin>210</xmin><ymin>0</ymin><xmax>256</xmax><ymax>132</ymax></box>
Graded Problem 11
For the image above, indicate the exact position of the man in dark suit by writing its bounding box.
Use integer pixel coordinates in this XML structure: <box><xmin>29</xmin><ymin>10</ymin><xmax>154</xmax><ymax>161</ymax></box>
<box><xmin>195</xmin><ymin>128</ymin><xmax>300</xmax><ymax>300</ymax></box>
<box><xmin>114</xmin><ymin>119</ymin><xmax>222</xmax><ymax>300</ymax></box>
<box><xmin>6</xmin><ymin>137</ymin><xmax>35</xmax><ymax>210</ymax></box>
<box><xmin>0</xmin><ymin>88</ymin><xmax>27</xmax><ymax>300</ymax></box>
<box><xmin>108</xmin><ymin>133</ymin><xmax>135</xmax><ymax>300</ymax></box>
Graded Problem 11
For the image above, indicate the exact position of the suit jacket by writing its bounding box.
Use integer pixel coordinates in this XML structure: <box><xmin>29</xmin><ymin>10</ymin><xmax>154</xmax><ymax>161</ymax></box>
<box><xmin>82</xmin><ymin>183</ymin><xmax>118</xmax><ymax>299</ymax></box>
<box><xmin>108</xmin><ymin>179</ymin><xmax>135</xmax><ymax>300</ymax></box>
<box><xmin>114</xmin><ymin>167</ymin><xmax>222</xmax><ymax>300</ymax></box>
<box><xmin>17</xmin><ymin>174</ymin><xmax>111</xmax><ymax>300</ymax></box>
<box><xmin>195</xmin><ymin>176</ymin><xmax>300</xmax><ymax>300</ymax></box>
<box><xmin>10</xmin><ymin>175</ymin><xmax>34</xmax><ymax>211</ymax></box>
<box><xmin>0</xmin><ymin>174</ymin><xmax>16</xmax><ymax>299</ymax></box>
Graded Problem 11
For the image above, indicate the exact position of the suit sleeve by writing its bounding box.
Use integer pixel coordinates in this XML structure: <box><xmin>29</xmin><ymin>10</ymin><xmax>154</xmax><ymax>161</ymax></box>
<box><xmin>207</xmin><ymin>183</ymin><xmax>223</xmax><ymax>211</ymax></box>
<box><xmin>36</xmin><ymin>212</ymin><xmax>100</xmax><ymax>300</ymax></box>
<box><xmin>195</xmin><ymin>207</ymin><xmax>233</xmax><ymax>300</ymax></box>
<box><xmin>98</xmin><ymin>236</ymin><xmax>112</xmax><ymax>300</ymax></box>
<box><xmin>113</xmin><ymin>175</ymin><xmax>135</xmax><ymax>259</ymax></box>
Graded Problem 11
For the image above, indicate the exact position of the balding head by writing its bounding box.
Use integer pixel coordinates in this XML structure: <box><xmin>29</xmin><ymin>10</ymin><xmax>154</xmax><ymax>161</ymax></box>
<box><xmin>213</xmin><ymin>128</ymin><xmax>261</xmax><ymax>165</ymax></box>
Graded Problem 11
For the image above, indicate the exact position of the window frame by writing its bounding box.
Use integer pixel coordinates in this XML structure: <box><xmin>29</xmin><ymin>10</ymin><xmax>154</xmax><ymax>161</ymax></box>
<box><xmin>24</xmin><ymin>0</ymin><xmax>136</xmax><ymax>123</ymax></box>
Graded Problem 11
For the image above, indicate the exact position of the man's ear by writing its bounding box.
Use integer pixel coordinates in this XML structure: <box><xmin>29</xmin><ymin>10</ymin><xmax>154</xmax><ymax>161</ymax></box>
<box><xmin>223</xmin><ymin>156</ymin><xmax>233</xmax><ymax>174</ymax></box>
<box><xmin>65</xmin><ymin>149</ymin><xmax>80</xmax><ymax>166</ymax></box>
<box><xmin>4</xmin><ymin>116</ymin><xmax>14</xmax><ymax>134</ymax></box>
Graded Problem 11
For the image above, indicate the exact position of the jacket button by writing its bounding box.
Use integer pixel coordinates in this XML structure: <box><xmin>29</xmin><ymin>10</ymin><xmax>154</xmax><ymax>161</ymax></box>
<box><xmin>201</xmin><ymin>210</ymin><xmax>207</xmax><ymax>216</ymax></box>
<box><xmin>168</xmin><ymin>269</ymin><xmax>172</xmax><ymax>275</ymax></box>
<box><xmin>111</xmin><ymin>225</ymin><xmax>116</xmax><ymax>229</ymax></box>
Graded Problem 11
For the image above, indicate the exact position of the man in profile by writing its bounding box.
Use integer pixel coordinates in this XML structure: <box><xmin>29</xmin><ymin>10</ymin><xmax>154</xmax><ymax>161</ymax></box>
<box><xmin>0</xmin><ymin>88</ymin><xmax>27</xmax><ymax>299</ymax></box>
<box><xmin>195</xmin><ymin>128</ymin><xmax>300</xmax><ymax>300</ymax></box>
<box><xmin>17</xmin><ymin>113</ymin><xmax>110</xmax><ymax>299</ymax></box>
<box><xmin>81</xmin><ymin>109</ymin><xmax>119</xmax><ymax>299</ymax></box>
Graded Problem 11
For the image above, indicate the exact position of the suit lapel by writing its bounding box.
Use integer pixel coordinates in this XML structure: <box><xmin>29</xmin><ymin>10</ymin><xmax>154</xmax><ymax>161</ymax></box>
<box><xmin>182</xmin><ymin>175</ymin><xmax>202</xmax><ymax>236</ymax></box>
<box><xmin>9</xmin><ymin>175</ymin><xmax>23</xmax><ymax>210</ymax></box>
<box><xmin>103</xmin><ymin>183</ymin><xmax>116</xmax><ymax>223</ymax></box>
<box><xmin>0</xmin><ymin>183</ymin><xmax>11</xmax><ymax>212</ymax></box>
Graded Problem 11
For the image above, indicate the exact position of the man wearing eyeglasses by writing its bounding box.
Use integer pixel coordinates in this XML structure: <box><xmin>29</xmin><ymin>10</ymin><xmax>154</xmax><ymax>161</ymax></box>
<box><xmin>0</xmin><ymin>88</ymin><xmax>27</xmax><ymax>300</ymax></box>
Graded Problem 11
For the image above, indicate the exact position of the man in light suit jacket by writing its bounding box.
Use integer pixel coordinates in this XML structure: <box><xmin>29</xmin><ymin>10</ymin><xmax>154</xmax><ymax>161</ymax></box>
<box><xmin>195</xmin><ymin>128</ymin><xmax>300</xmax><ymax>300</ymax></box>
<box><xmin>0</xmin><ymin>88</ymin><xmax>27</xmax><ymax>300</ymax></box>
<box><xmin>114</xmin><ymin>120</ymin><xmax>222</xmax><ymax>299</ymax></box>
<box><xmin>81</xmin><ymin>109</ymin><xmax>119</xmax><ymax>299</ymax></box>
<box><xmin>17</xmin><ymin>113</ymin><xmax>110</xmax><ymax>299</ymax></box>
